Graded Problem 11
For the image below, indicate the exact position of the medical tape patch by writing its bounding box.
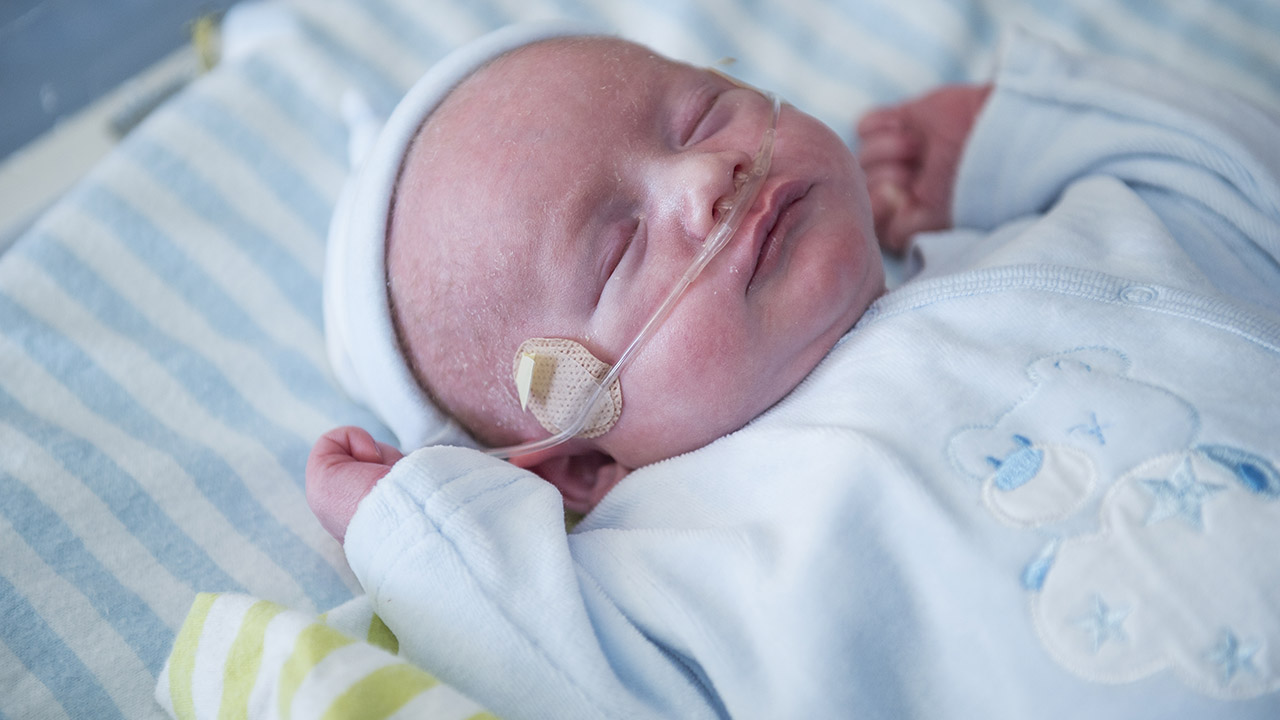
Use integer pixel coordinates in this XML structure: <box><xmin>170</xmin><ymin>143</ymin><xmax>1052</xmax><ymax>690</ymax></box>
<box><xmin>512</xmin><ymin>338</ymin><xmax>622</xmax><ymax>438</ymax></box>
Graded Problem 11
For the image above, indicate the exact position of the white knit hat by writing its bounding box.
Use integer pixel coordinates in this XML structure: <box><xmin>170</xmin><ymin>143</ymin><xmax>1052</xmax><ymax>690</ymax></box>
<box><xmin>324</xmin><ymin>21</ymin><xmax>600</xmax><ymax>451</ymax></box>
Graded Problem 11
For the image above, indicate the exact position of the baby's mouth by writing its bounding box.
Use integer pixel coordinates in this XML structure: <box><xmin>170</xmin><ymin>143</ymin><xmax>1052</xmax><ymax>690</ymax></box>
<box><xmin>748</xmin><ymin>183</ymin><xmax>810</xmax><ymax>289</ymax></box>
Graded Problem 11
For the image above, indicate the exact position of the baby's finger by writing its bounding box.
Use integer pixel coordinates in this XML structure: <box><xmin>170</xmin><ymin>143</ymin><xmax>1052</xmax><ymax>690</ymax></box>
<box><xmin>864</xmin><ymin>163</ymin><xmax>913</xmax><ymax>194</ymax></box>
<box><xmin>855</xmin><ymin>105</ymin><xmax>904</xmax><ymax>137</ymax></box>
<box><xmin>886</xmin><ymin>199</ymin><xmax>947</xmax><ymax>255</ymax></box>
<box><xmin>339</xmin><ymin>426</ymin><xmax>386</xmax><ymax>464</ymax></box>
<box><xmin>376</xmin><ymin>440</ymin><xmax>405</xmax><ymax>465</ymax></box>
<box><xmin>856</xmin><ymin>127</ymin><xmax>921</xmax><ymax>168</ymax></box>
<box><xmin>308</xmin><ymin>426</ymin><xmax>386</xmax><ymax>474</ymax></box>
<box><xmin>869</xmin><ymin>181</ymin><xmax>908</xmax><ymax>252</ymax></box>
<box><xmin>309</xmin><ymin>430</ymin><xmax>353</xmax><ymax>469</ymax></box>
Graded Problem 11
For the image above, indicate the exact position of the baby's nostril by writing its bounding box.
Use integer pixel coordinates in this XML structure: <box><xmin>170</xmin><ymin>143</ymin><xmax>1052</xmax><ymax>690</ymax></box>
<box><xmin>714</xmin><ymin>165</ymin><xmax>750</xmax><ymax>222</ymax></box>
<box><xmin>714</xmin><ymin>195</ymin><xmax>734</xmax><ymax>222</ymax></box>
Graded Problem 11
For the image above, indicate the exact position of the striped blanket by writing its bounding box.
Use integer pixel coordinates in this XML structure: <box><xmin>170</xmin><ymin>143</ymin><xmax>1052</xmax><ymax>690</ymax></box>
<box><xmin>3</xmin><ymin>0</ymin><xmax>1279</xmax><ymax>717</ymax></box>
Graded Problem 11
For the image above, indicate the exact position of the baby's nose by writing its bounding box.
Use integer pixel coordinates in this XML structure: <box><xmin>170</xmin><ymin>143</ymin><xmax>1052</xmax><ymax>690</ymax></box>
<box><xmin>666</xmin><ymin>149</ymin><xmax>753</xmax><ymax>243</ymax></box>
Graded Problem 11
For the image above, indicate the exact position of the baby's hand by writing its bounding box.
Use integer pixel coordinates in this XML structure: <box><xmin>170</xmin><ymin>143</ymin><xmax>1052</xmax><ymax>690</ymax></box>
<box><xmin>306</xmin><ymin>426</ymin><xmax>405</xmax><ymax>542</ymax></box>
<box><xmin>856</xmin><ymin>84</ymin><xmax>992</xmax><ymax>254</ymax></box>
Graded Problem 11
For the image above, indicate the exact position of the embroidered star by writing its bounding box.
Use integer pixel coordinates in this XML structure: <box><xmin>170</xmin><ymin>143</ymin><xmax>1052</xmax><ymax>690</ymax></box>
<box><xmin>1074</xmin><ymin>594</ymin><xmax>1129</xmax><ymax>653</ymax></box>
<box><xmin>1068</xmin><ymin>411</ymin><xmax>1109</xmax><ymax>445</ymax></box>
<box><xmin>1139</xmin><ymin>457</ymin><xmax>1226</xmax><ymax>530</ymax></box>
<box><xmin>1205</xmin><ymin>630</ymin><xmax>1259</xmax><ymax>686</ymax></box>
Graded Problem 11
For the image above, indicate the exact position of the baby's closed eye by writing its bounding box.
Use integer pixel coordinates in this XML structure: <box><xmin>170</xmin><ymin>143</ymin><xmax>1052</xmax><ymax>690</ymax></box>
<box><xmin>682</xmin><ymin>85</ymin><xmax>727</xmax><ymax>147</ymax></box>
<box><xmin>595</xmin><ymin>216</ymin><xmax>644</xmax><ymax>304</ymax></box>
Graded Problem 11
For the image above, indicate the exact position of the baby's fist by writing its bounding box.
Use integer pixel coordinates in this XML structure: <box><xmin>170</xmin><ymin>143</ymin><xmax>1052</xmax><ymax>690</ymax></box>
<box><xmin>306</xmin><ymin>426</ymin><xmax>404</xmax><ymax>542</ymax></box>
<box><xmin>856</xmin><ymin>84</ymin><xmax>991</xmax><ymax>254</ymax></box>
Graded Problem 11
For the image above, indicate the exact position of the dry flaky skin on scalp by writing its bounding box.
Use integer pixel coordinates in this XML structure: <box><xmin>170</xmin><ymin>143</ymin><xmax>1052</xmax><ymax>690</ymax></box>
<box><xmin>512</xmin><ymin>338</ymin><xmax>623</xmax><ymax>438</ymax></box>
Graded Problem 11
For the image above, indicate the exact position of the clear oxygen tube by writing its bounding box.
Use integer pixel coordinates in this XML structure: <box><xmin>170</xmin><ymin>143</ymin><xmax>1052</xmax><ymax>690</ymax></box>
<box><xmin>486</xmin><ymin>92</ymin><xmax>782</xmax><ymax>460</ymax></box>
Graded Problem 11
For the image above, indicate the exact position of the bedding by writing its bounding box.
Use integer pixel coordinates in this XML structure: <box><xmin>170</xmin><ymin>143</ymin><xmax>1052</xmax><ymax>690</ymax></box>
<box><xmin>2</xmin><ymin>0</ymin><xmax>1279</xmax><ymax>717</ymax></box>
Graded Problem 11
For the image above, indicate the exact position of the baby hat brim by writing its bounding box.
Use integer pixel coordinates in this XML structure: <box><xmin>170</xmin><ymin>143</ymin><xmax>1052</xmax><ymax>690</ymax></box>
<box><xmin>324</xmin><ymin>20</ymin><xmax>600</xmax><ymax>451</ymax></box>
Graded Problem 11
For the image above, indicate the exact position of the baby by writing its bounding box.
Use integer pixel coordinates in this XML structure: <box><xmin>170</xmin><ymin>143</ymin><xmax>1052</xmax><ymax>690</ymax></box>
<box><xmin>312</xmin><ymin>25</ymin><xmax>983</xmax><ymax>524</ymax></box>
<box><xmin>310</xmin><ymin>22</ymin><xmax>1280</xmax><ymax>720</ymax></box>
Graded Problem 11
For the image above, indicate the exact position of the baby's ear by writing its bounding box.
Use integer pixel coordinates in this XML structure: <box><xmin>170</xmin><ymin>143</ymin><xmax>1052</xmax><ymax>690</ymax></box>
<box><xmin>518</xmin><ymin>450</ymin><xmax>630</xmax><ymax>515</ymax></box>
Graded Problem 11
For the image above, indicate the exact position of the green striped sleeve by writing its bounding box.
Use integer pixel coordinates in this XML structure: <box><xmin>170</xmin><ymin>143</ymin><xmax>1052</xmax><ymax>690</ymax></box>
<box><xmin>167</xmin><ymin>593</ymin><xmax>218</xmax><ymax>720</ymax></box>
<box><xmin>323</xmin><ymin>663</ymin><xmax>437</xmax><ymax>719</ymax></box>
<box><xmin>366</xmin><ymin>613</ymin><xmax>398</xmax><ymax>654</ymax></box>
<box><xmin>277</xmin><ymin>623</ymin><xmax>355</xmax><ymax>718</ymax></box>
<box><xmin>218</xmin><ymin>600</ymin><xmax>286</xmax><ymax>720</ymax></box>
<box><xmin>160</xmin><ymin>593</ymin><xmax>502</xmax><ymax>720</ymax></box>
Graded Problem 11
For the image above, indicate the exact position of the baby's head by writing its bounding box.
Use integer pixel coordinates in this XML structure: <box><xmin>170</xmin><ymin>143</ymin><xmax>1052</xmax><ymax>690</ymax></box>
<box><xmin>327</xmin><ymin>24</ymin><xmax>883</xmax><ymax>509</ymax></box>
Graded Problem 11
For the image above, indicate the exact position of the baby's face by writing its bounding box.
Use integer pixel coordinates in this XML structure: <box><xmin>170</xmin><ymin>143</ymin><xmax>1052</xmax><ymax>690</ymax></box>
<box><xmin>390</xmin><ymin>37</ymin><xmax>883</xmax><ymax>469</ymax></box>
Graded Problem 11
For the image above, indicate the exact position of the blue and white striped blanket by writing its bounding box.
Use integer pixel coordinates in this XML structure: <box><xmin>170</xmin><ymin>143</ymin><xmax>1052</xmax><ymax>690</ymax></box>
<box><xmin>3</xmin><ymin>0</ymin><xmax>1279</xmax><ymax>717</ymax></box>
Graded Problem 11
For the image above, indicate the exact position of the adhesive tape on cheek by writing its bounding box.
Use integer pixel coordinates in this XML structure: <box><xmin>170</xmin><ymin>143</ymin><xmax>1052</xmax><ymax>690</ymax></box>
<box><xmin>512</xmin><ymin>338</ymin><xmax>622</xmax><ymax>438</ymax></box>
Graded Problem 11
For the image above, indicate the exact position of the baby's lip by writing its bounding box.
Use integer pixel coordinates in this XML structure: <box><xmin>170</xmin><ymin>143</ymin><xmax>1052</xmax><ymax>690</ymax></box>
<box><xmin>738</xmin><ymin>179</ymin><xmax>810</xmax><ymax>291</ymax></box>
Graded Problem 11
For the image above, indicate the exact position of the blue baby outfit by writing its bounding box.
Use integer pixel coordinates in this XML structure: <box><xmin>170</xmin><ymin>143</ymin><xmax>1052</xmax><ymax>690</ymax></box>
<box><xmin>344</xmin><ymin>33</ymin><xmax>1280</xmax><ymax>719</ymax></box>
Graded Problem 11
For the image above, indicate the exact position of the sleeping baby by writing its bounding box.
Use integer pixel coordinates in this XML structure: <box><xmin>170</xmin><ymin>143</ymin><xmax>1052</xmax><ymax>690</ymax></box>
<box><xmin>311</xmin><ymin>22</ymin><xmax>1280</xmax><ymax>719</ymax></box>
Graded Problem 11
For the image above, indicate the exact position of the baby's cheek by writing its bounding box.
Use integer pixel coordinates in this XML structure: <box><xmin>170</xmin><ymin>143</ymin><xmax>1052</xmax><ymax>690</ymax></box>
<box><xmin>627</xmin><ymin>336</ymin><xmax>761</xmax><ymax>456</ymax></box>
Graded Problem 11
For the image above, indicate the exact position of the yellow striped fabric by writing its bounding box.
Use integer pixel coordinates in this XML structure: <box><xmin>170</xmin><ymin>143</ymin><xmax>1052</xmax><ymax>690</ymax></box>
<box><xmin>220</xmin><ymin>601</ymin><xmax>286</xmax><ymax>720</ymax></box>
<box><xmin>158</xmin><ymin>593</ymin><xmax>496</xmax><ymax>720</ymax></box>
<box><xmin>168</xmin><ymin>593</ymin><xmax>218</xmax><ymax>720</ymax></box>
